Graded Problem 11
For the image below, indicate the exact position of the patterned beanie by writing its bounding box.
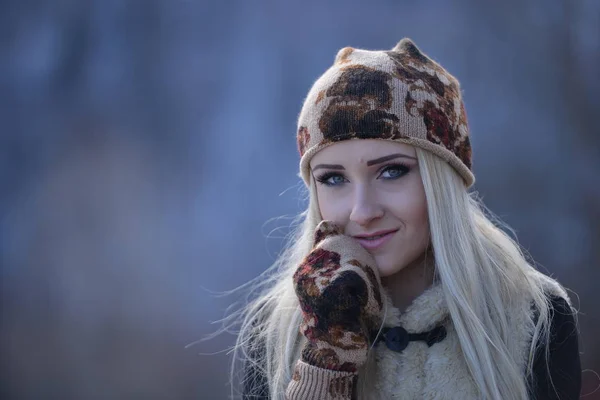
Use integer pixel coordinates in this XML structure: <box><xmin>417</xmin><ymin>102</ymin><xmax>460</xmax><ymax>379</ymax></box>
<box><xmin>297</xmin><ymin>38</ymin><xmax>474</xmax><ymax>188</ymax></box>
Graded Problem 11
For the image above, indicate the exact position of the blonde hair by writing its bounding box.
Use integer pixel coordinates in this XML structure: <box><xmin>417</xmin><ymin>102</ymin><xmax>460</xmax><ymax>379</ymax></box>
<box><xmin>218</xmin><ymin>147</ymin><xmax>561</xmax><ymax>399</ymax></box>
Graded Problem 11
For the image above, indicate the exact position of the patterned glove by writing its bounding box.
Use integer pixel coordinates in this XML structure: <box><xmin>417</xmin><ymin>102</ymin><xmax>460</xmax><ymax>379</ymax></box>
<box><xmin>292</xmin><ymin>220</ymin><xmax>384</xmax><ymax>373</ymax></box>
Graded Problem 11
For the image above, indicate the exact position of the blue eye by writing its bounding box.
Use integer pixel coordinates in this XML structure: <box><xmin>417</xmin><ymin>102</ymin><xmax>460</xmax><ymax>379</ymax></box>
<box><xmin>380</xmin><ymin>164</ymin><xmax>410</xmax><ymax>179</ymax></box>
<box><xmin>315</xmin><ymin>173</ymin><xmax>346</xmax><ymax>187</ymax></box>
<box><xmin>315</xmin><ymin>163</ymin><xmax>411</xmax><ymax>187</ymax></box>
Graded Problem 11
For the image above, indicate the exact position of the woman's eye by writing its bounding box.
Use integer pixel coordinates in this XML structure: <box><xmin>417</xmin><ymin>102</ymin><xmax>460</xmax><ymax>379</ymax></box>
<box><xmin>317</xmin><ymin>174</ymin><xmax>345</xmax><ymax>186</ymax></box>
<box><xmin>330</xmin><ymin>175</ymin><xmax>345</xmax><ymax>184</ymax></box>
<box><xmin>380</xmin><ymin>165</ymin><xmax>409</xmax><ymax>179</ymax></box>
<box><xmin>316</xmin><ymin>165</ymin><xmax>409</xmax><ymax>186</ymax></box>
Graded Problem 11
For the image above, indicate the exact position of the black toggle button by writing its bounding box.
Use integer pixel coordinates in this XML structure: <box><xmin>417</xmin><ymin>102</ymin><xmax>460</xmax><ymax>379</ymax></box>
<box><xmin>383</xmin><ymin>326</ymin><xmax>410</xmax><ymax>352</ymax></box>
<box><xmin>371</xmin><ymin>325</ymin><xmax>447</xmax><ymax>353</ymax></box>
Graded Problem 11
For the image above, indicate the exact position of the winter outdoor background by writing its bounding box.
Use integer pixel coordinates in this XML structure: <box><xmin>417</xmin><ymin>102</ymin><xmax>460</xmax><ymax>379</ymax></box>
<box><xmin>1</xmin><ymin>0</ymin><xmax>599</xmax><ymax>398</ymax></box>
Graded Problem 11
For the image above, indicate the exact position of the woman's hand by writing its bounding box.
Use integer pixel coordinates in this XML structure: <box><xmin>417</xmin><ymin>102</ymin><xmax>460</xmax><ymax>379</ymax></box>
<box><xmin>293</xmin><ymin>220</ymin><xmax>384</xmax><ymax>373</ymax></box>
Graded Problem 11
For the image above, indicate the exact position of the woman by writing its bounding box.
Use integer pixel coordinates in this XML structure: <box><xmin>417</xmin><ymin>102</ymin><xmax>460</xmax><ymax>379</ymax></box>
<box><xmin>236</xmin><ymin>38</ymin><xmax>581</xmax><ymax>399</ymax></box>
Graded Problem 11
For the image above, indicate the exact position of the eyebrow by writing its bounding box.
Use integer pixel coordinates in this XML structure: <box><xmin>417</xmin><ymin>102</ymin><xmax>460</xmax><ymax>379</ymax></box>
<box><xmin>311</xmin><ymin>153</ymin><xmax>417</xmax><ymax>171</ymax></box>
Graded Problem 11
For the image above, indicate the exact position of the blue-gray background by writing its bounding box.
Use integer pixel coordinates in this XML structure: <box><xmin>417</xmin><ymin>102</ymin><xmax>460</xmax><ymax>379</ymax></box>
<box><xmin>1</xmin><ymin>0</ymin><xmax>599</xmax><ymax>399</ymax></box>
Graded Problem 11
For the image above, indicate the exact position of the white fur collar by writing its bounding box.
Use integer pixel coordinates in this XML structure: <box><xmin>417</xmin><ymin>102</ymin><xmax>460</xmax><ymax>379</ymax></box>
<box><xmin>379</xmin><ymin>283</ymin><xmax>448</xmax><ymax>333</ymax></box>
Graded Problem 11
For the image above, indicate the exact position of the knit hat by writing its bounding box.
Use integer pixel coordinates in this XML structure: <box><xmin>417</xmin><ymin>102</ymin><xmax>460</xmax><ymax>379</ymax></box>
<box><xmin>297</xmin><ymin>38</ymin><xmax>474</xmax><ymax>188</ymax></box>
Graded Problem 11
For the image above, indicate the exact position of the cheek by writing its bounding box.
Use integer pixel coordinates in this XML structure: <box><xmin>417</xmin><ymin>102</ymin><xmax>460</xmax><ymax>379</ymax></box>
<box><xmin>376</xmin><ymin>225</ymin><xmax>430</xmax><ymax>277</ymax></box>
<box><xmin>377</xmin><ymin>188</ymin><xmax>429</xmax><ymax>275</ymax></box>
<box><xmin>387</xmin><ymin>183</ymin><xmax>428</xmax><ymax>227</ymax></box>
<box><xmin>399</xmin><ymin>189</ymin><xmax>429</xmax><ymax>247</ymax></box>
<box><xmin>316</xmin><ymin>190</ymin><xmax>349</xmax><ymax>222</ymax></box>
<box><xmin>409</xmin><ymin>194</ymin><xmax>429</xmax><ymax>230</ymax></box>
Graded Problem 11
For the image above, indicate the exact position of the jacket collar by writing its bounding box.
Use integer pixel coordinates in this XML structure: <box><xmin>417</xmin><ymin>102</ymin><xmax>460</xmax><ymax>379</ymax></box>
<box><xmin>380</xmin><ymin>282</ymin><xmax>449</xmax><ymax>333</ymax></box>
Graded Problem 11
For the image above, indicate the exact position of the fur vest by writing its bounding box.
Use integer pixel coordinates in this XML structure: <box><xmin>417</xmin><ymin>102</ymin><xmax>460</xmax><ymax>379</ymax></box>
<box><xmin>364</xmin><ymin>274</ymin><xmax>568</xmax><ymax>399</ymax></box>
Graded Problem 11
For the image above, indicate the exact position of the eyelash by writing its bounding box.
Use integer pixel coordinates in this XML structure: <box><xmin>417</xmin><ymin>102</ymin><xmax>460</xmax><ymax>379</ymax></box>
<box><xmin>315</xmin><ymin>163</ymin><xmax>411</xmax><ymax>187</ymax></box>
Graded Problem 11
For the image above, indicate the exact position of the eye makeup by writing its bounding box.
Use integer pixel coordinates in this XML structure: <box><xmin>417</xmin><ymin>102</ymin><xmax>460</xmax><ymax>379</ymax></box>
<box><xmin>315</xmin><ymin>163</ymin><xmax>412</xmax><ymax>187</ymax></box>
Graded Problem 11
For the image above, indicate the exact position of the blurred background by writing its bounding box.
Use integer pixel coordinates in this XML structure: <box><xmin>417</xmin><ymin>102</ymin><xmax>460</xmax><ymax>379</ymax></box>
<box><xmin>1</xmin><ymin>0</ymin><xmax>598</xmax><ymax>398</ymax></box>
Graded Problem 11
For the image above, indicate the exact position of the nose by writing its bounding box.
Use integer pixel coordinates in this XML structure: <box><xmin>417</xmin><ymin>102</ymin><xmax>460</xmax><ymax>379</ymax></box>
<box><xmin>349</xmin><ymin>185</ymin><xmax>384</xmax><ymax>226</ymax></box>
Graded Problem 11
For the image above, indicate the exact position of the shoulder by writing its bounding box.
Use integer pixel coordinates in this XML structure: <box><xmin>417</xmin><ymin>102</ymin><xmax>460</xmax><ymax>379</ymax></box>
<box><xmin>546</xmin><ymin>295</ymin><xmax>577</xmax><ymax>339</ymax></box>
<box><xmin>529</xmin><ymin>284</ymin><xmax>581</xmax><ymax>399</ymax></box>
<box><xmin>529</xmin><ymin>272</ymin><xmax>579</xmax><ymax>358</ymax></box>
<box><xmin>534</xmin><ymin>271</ymin><xmax>571</xmax><ymax>302</ymax></box>
<box><xmin>541</xmin><ymin>294</ymin><xmax>579</xmax><ymax>358</ymax></box>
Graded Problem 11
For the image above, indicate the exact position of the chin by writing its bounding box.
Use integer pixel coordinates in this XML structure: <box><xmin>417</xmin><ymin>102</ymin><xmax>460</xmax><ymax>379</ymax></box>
<box><xmin>375</xmin><ymin>260</ymin><xmax>405</xmax><ymax>278</ymax></box>
<box><xmin>375</xmin><ymin>249</ymin><xmax>414</xmax><ymax>277</ymax></box>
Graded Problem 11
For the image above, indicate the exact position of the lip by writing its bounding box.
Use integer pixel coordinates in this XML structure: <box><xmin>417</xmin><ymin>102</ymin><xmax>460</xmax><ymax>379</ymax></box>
<box><xmin>353</xmin><ymin>229</ymin><xmax>398</xmax><ymax>239</ymax></box>
<box><xmin>353</xmin><ymin>229</ymin><xmax>398</xmax><ymax>251</ymax></box>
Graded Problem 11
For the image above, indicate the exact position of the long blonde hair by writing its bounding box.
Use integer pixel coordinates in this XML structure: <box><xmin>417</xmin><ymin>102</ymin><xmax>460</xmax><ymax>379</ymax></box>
<box><xmin>220</xmin><ymin>147</ymin><xmax>562</xmax><ymax>399</ymax></box>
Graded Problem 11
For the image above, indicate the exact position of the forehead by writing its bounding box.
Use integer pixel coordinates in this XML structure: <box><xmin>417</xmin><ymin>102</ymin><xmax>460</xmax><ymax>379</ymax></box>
<box><xmin>310</xmin><ymin>140</ymin><xmax>416</xmax><ymax>165</ymax></box>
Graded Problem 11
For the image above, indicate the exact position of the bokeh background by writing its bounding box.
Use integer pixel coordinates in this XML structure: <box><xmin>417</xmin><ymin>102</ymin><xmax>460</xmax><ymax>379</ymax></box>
<box><xmin>1</xmin><ymin>0</ymin><xmax>599</xmax><ymax>399</ymax></box>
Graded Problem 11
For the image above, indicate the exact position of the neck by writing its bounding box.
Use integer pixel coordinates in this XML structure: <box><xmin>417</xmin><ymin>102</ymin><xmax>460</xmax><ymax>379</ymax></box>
<box><xmin>381</xmin><ymin>250</ymin><xmax>435</xmax><ymax>313</ymax></box>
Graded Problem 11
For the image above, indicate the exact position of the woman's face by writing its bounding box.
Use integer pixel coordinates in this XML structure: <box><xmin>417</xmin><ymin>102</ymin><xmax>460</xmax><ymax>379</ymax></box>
<box><xmin>309</xmin><ymin>140</ymin><xmax>429</xmax><ymax>278</ymax></box>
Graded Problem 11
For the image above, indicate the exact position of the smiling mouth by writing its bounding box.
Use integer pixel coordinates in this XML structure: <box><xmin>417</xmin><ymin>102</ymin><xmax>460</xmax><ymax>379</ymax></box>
<box><xmin>354</xmin><ymin>230</ymin><xmax>398</xmax><ymax>250</ymax></box>
<box><xmin>361</xmin><ymin>233</ymin><xmax>390</xmax><ymax>240</ymax></box>
<box><xmin>353</xmin><ymin>229</ymin><xmax>399</xmax><ymax>240</ymax></box>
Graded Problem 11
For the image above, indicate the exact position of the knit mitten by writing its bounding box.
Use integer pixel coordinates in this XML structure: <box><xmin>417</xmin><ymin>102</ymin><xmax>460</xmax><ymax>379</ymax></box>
<box><xmin>293</xmin><ymin>220</ymin><xmax>384</xmax><ymax>373</ymax></box>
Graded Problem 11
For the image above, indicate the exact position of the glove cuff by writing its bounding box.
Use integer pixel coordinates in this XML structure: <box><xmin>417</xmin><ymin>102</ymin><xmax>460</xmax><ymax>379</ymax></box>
<box><xmin>301</xmin><ymin>343</ymin><xmax>366</xmax><ymax>373</ymax></box>
<box><xmin>286</xmin><ymin>359</ymin><xmax>357</xmax><ymax>399</ymax></box>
